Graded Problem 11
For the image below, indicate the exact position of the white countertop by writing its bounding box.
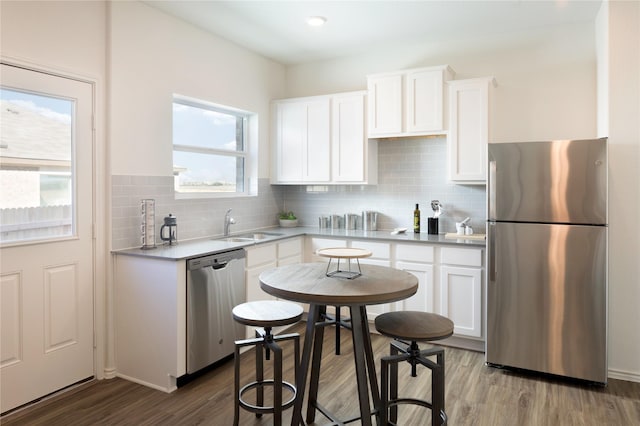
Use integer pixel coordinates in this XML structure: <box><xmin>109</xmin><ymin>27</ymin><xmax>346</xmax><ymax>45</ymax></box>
<box><xmin>112</xmin><ymin>226</ymin><xmax>485</xmax><ymax>260</ymax></box>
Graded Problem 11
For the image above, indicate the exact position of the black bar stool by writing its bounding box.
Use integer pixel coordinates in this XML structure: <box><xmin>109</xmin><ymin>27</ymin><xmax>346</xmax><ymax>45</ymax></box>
<box><xmin>374</xmin><ymin>311</ymin><xmax>454</xmax><ymax>426</ymax></box>
<box><xmin>232</xmin><ymin>300</ymin><xmax>303</xmax><ymax>425</ymax></box>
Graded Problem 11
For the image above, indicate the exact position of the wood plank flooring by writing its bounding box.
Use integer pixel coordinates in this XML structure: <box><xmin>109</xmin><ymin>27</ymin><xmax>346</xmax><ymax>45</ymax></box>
<box><xmin>3</xmin><ymin>322</ymin><xmax>639</xmax><ymax>425</ymax></box>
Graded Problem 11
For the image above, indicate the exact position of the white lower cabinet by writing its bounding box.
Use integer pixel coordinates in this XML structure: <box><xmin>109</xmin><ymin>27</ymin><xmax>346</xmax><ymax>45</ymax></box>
<box><xmin>246</xmin><ymin>237</ymin><xmax>304</xmax><ymax>303</ymax></box>
<box><xmin>277</xmin><ymin>237</ymin><xmax>303</xmax><ymax>266</ymax></box>
<box><xmin>113</xmin><ymin>254</ymin><xmax>186</xmax><ymax>392</ymax></box>
<box><xmin>439</xmin><ymin>247</ymin><xmax>483</xmax><ymax>338</ymax></box>
<box><xmin>306</xmin><ymin>237</ymin><xmax>348</xmax><ymax>262</ymax></box>
<box><xmin>303</xmin><ymin>237</ymin><xmax>484</xmax><ymax>345</ymax></box>
<box><xmin>245</xmin><ymin>243</ymin><xmax>278</xmax><ymax>302</ymax></box>
<box><xmin>244</xmin><ymin>237</ymin><xmax>304</xmax><ymax>337</ymax></box>
<box><xmin>351</xmin><ymin>240</ymin><xmax>391</xmax><ymax>318</ymax></box>
<box><xmin>394</xmin><ymin>261</ymin><xmax>435</xmax><ymax>313</ymax></box>
<box><xmin>393</xmin><ymin>244</ymin><xmax>435</xmax><ymax>313</ymax></box>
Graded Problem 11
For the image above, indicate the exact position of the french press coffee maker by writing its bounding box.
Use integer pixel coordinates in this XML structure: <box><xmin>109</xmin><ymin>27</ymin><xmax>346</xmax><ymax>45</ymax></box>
<box><xmin>160</xmin><ymin>214</ymin><xmax>178</xmax><ymax>245</ymax></box>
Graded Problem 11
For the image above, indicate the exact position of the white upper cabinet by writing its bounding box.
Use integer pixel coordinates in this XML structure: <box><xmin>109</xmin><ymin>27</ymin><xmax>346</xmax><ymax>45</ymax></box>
<box><xmin>273</xmin><ymin>97</ymin><xmax>330</xmax><ymax>183</ymax></box>
<box><xmin>367</xmin><ymin>74</ymin><xmax>403</xmax><ymax>135</ymax></box>
<box><xmin>367</xmin><ymin>65</ymin><xmax>454</xmax><ymax>138</ymax></box>
<box><xmin>447</xmin><ymin>77</ymin><xmax>497</xmax><ymax>184</ymax></box>
<box><xmin>332</xmin><ymin>92</ymin><xmax>377</xmax><ymax>183</ymax></box>
<box><xmin>272</xmin><ymin>91</ymin><xmax>376</xmax><ymax>185</ymax></box>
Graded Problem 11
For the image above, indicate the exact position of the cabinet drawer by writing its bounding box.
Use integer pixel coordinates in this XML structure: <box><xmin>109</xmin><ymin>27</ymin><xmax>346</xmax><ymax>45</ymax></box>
<box><xmin>309</xmin><ymin>237</ymin><xmax>347</xmax><ymax>252</ymax></box>
<box><xmin>395</xmin><ymin>243</ymin><xmax>434</xmax><ymax>263</ymax></box>
<box><xmin>246</xmin><ymin>244</ymin><xmax>276</xmax><ymax>268</ymax></box>
<box><xmin>308</xmin><ymin>237</ymin><xmax>348</xmax><ymax>262</ymax></box>
<box><xmin>440</xmin><ymin>247</ymin><xmax>483</xmax><ymax>267</ymax></box>
<box><xmin>350</xmin><ymin>240</ymin><xmax>390</xmax><ymax>259</ymax></box>
<box><xmin>278</xmin><ymin>238</ymin><xmax>302</xmax><ymax>259</ymax></box>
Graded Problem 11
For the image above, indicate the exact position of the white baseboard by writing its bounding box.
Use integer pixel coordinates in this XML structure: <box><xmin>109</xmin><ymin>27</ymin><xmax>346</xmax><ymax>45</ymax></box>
<box><xmin>608</xmin><ymin>368</ymin><xmax>640</xmax><ymax>383</ymax></box>
<box><xmin>115</xmin><ymin>373</ymin><xmax>176</xmax><ymax>393</ymax></box>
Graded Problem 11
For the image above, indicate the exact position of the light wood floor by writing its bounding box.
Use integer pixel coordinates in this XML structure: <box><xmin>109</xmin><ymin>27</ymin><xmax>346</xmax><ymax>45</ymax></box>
<box><xmin>3</xmin><ymin>322</ymin><xmax>639</xmax><ymax>425</ymax></box>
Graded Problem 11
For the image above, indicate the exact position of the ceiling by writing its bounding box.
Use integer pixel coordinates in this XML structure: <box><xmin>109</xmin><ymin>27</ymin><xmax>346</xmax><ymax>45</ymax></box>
<box><xmin>146</xmin><ymin>0</ymin><xmax>603</xmax><ymax>66</ymax></box>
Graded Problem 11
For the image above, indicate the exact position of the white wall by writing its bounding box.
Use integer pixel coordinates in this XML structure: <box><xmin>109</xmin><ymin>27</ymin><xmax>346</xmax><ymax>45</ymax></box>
<box><xmin>597</xmin><ymin>0</ymin><xmax>640</xmax><ymax>382</ymax></box>
<box><xmin>108</xmin><ymin>1</ymin><xmax>286</xmax><ymax>178</ymax></box>
<box><xmin>286</xmin><ymin>22</ymin><xmax>597</xmax><ymax>143</ymax></box>
<box><xmin>0</xmin><ymin>0</ymin><xmax>109</xmax><ymax>379</ymax></box>
<box><xmin>0</xmin><ymin>1</ymin><xmax>106</xmax><ymax>79</ymax></box>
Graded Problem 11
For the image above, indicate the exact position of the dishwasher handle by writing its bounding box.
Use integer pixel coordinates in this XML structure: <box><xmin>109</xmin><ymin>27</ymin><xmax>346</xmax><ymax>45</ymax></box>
<box><xmin>187</xmin><ymin>248</ymin><xmax>246</xmax><ymax>271</ymax></box>
<box><xmin>211</xmin><ymin>261</ymin><xmax>228</xmax><ymax>270</ymax></box>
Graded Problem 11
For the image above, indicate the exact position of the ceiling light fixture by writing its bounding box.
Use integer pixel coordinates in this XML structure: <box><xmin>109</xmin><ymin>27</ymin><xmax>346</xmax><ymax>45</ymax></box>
<box><xmin>307</xmin><ymin>16</ymin><xmax>327</xmax><ymax>27</ymax></box>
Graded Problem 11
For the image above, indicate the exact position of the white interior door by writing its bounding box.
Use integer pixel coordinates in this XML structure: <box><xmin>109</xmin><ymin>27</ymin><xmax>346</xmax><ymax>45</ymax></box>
<box><xmin>0</xmin><ymin>63</ymin><xmax>94</xmax><ymax>413</ymax></box>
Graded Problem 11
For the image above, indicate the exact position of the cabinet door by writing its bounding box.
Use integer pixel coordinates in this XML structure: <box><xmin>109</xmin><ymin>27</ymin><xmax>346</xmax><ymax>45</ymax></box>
<box><xmin>358</xmin><ymin>257</ymin><xmax>392</xmax><ymax>318</ymax></box>
<box><xmin>305</xmin><ymin>98</ymin><xmax>331</xmax><ymax>182</ymax></box>
<box><xmin>332</xmin><ymin>93</ymin><xmax>365</xmax><ymax>182</ymax></box>
<box><xmin>394</xmin><ymin>261</ymin><xmax>435</xmax><ymax>313</ymax></box>
<box><xmin>274</xmin><ymin>98</ymin><xmax>330</xmax><ymax>183</ymax></box>
<box><xmin>367</xmin><ymin>74</ymin><xmax>402</xmax><ymax>136</ymax></box>
<box><xmin>406</xmin><ymin>69</ymin><xmax>444</xmax><ymax>133</ymax></box>
<box><xmin>246</xmin><ymin>244</ymin><xmax>277</xmax><ymax>303</ymax></box>
<box><xmin>275</xmin><ymin>101</ymin><xmax>305</xmax><ymax>182</ymax></box>
<box><xmin>277</xmin><ymin>237</ymin><xmax>303</xmax><ymax>261</ymax></box>
<box><xmin>440</xmin><ymin>265</ymin><xmax>482</xmax><ymax>338</ymax></box>
<box><xmin>307</xmin><ymin>237</ymin><xmax>348</xmax><ymax>262</ymax></box>
<box><xmin>448</xmin><ymin>78</ymin><xmax>494</xmax><ymax>183</ymax></box>
<box><xmin>246</xmin><ymin>262</ymin><xmax>277</xmax><ymax>303</ymax></box>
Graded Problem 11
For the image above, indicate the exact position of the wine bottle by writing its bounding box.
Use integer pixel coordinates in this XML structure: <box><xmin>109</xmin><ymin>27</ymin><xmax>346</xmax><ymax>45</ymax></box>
<box><xmin>414</xmin><ymin>203</ymin><xmax>420</xmax><ymax>233</ymax></box>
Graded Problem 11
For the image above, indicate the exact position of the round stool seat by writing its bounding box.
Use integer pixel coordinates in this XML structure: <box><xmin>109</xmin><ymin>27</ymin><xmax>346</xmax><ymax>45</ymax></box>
<box><xmin>375</xmin><ymin>311</ymin><xmax>454</xmax><ymax>342</ymax></box>
<box><xmin>233</xmin><ymin>300</ymin><xmax>303</xmax><ymax>328</ymax></box>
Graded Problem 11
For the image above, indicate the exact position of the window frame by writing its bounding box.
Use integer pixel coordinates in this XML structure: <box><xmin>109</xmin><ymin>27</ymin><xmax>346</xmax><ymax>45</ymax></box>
<box><xmin>172</xmin><ymin>94</ymin><xmax>256</xmax><ymax>199</ymax></box>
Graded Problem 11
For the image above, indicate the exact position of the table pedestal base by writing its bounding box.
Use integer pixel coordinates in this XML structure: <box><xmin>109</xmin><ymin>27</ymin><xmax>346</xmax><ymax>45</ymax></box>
<box><xmin>292</xmin><ymin>304</ymin><xmax>380</xmax><ymax>426</ymax></box>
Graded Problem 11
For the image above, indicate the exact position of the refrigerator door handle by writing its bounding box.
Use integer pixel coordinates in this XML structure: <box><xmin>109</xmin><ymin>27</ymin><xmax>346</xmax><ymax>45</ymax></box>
<box><xmin>488</xmin><ymin>222</ymin><xmax>496</xmax><ymax>282</ymax></box>
<box><xmin>488</xmin><ymin>160</ymin><xmax>497</xmax><ymax>220</ymax></box>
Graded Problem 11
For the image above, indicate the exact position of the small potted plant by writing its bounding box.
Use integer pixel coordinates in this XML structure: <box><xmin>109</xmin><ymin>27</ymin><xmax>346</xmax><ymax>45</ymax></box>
<box><xmin>279</xmin><ymin>211</ymin><xmax>298</xmax><ymax>228</ymax></box>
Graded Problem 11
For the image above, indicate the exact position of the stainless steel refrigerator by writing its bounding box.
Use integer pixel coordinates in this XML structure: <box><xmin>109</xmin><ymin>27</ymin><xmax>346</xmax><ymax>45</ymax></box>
<box><xmin>486</xmin><ymin>138</ymin><xmax>608</xmax><ymax>384</ymax></box>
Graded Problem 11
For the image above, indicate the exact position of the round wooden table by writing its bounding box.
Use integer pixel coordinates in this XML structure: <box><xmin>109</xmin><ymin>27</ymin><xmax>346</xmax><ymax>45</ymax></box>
<box><xmin>260</xmin><ymin>262</ymin><xmax>418</xmax><ymax>426</ymax></box>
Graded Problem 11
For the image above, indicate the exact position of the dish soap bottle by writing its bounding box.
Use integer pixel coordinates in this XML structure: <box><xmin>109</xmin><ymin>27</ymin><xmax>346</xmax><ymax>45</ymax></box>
<box><xmin>414</xmin><ymin>204</ymin><xmax>421</xmax><ymax>233</ymax></box>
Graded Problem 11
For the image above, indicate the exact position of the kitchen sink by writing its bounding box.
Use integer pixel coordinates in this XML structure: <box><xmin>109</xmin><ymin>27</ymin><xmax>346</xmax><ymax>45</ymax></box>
<box><xmin>217</xmin><ymin>232</ymin><xmax>284</xmax><ymax>243</ymax></box>
<box><xmin>247</xmin><ymin>232</ymin><xmax>284</xmax><ymax>240</ymax></box>
<box><xmin>222</xmin><ymin>237</ymin><xmax>255</xmax><ymax>242</ymax></box>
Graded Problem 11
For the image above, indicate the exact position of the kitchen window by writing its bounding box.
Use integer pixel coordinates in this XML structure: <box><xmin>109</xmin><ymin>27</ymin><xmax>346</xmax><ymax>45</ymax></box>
<box><xmin>172</xmin><ymin>95</ymin><xmax>257</xmax><ymax>198</ymax></box>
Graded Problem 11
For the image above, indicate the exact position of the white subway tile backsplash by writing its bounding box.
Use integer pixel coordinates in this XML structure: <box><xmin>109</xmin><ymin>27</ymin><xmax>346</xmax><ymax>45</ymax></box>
<box><xmin>111</xmin><ymin>176</ymin><xmax>281</xmax><ymax>250</ymax></box>
<box><xmin>278</xmin><ymin>137</ymin><xmax>486</xmax><ymax>233</ymax></box>
<box><xmin>111</xmin><ymin>137</ymin><xmax>486</xmax><ymax>249</ymax></box>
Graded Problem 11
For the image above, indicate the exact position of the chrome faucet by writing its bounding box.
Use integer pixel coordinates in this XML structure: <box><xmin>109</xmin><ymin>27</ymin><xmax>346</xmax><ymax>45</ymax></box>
<box><xmin>224</xmin><ymin>209</ymin><xmax>235</xmax><ymax>236</ymax></box>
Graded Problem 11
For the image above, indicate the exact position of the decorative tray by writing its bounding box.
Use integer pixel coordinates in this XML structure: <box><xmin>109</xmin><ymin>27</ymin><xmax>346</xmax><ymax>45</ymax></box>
<box><xmin>316</xmin><ymin>247</ymin><xmax>372</xmax><ymax>279</ymax></box>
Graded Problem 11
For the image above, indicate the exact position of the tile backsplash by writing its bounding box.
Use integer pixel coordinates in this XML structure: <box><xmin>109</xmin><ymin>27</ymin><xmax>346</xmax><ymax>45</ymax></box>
<box><xmin>277</xmin><ymin>137</ymin><xmax>486</xmax><ymax>234</ymax></box>
<box><xmin>111</xmin><ymin>176</ymin><xmax>283</xmax><ymax>250</ymax></box>
<box><xmin>111</xmin><ymin>137</ymin><xmax>486</xmax><ymax>250</ymax></box>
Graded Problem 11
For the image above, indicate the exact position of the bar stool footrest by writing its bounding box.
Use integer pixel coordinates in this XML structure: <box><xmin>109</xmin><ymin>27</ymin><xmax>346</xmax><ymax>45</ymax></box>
<box><xmin>384</xmin><ymin>399</ymin><xmax>447</xmax><ymax>426</ymax></box>
<box><xmin>239</xmin><ymin>379</ymin><xmax>297</xmax><ymax>414</ymax></box>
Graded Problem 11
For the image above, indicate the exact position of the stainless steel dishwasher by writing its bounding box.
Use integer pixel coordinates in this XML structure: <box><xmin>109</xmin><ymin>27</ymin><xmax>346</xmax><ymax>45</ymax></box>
<box><xmin>186</xmin><ymin>248</ymin><xmax>246</xmax><ymax>374</ymax></box>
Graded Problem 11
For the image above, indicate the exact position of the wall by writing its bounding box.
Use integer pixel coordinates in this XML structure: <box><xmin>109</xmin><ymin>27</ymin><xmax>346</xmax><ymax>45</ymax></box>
<box><xmin>108</xmin><ymin>1</ymin><xmax>287</xmax><ymax>249</ymax></box>
<box><xmin>0</xmin><ymin>0</ymin><xmax>109</xmax><ymax>379</ymax></box>
<box><xmin>281</xmin><ymin>137</ymin><xmax>486</xmax><ymax>234</ymax></box>
<box><xmin>285</xmin><ymin>22</ymin><xmax>597</xmax><ymax>142</ymax></box>
<box><xmin>279</xmin><ymin>21</ymin><xmax>597</xmax><ymax>240</ymax></box>
<box><xmin>111</xmin><ymin>175</ymin><xmax>283</xmax><ymax>249</ymax></box>
<box><xmin>596</xmin><ymin>0</ymin><xmax>640</xmax><ymax>382</ymax></box>
<box><xmin>109</xmin><ymin>1</ymin><xmax>285</xmax><ymax>177</ymax></box>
